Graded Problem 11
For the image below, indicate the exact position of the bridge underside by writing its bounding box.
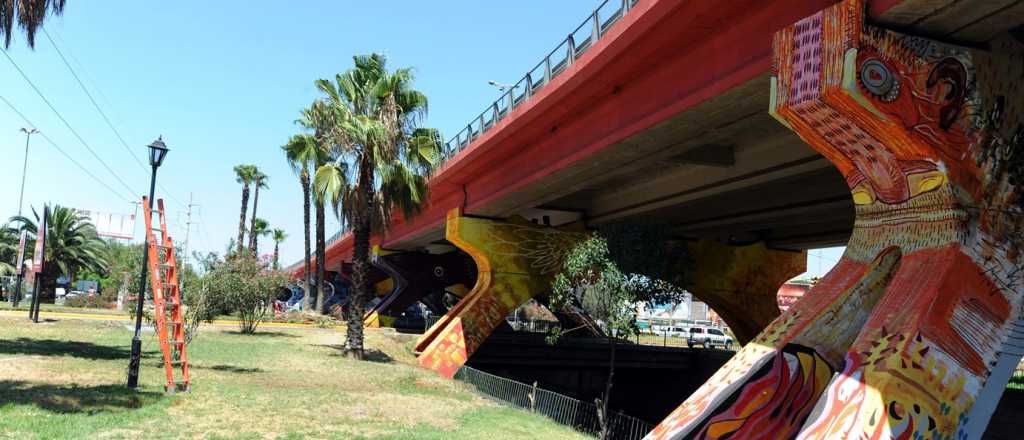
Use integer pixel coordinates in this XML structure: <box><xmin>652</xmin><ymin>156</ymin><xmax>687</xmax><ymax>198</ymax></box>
<box><xmin>293</xmin><ymin>0</ymin><xmax>1024</xmax><ymax>437</ymax></box>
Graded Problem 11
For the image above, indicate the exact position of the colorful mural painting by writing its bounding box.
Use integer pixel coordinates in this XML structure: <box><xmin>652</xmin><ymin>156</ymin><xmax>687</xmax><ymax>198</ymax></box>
<box><xmin>685</xmin><ymin>240</ymin><xmax>806</xmax><ymax>344</ymax></box>
<box><xmin>363</xmin><ymin>248</ymin><xmax>476</xmax><ymax>328</ymax></box>
<box><xmin>415</xmin><ymin>208</ymin><xmax>585</xmax><ymax>378</ymax></box>
<box><xmin>646</xmin><ymin>1</ymin><xmax>1024</xmax><ymax>438</ymax></box>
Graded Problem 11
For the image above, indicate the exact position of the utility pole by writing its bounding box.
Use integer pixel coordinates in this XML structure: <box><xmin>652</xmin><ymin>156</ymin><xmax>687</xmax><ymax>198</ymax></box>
<box><xmin>179</xmin><ymin>193</ymin><xmax>198</xmax><ymax>296</ymax></box>
<box><xmin>17</xmin><ymin>128</ymin><xmax>39</xmax><ymax>217</ymax></box>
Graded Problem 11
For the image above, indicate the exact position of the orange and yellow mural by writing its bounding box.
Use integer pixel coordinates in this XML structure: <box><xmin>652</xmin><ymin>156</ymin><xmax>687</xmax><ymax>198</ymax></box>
<box><xmin>647</xmin><ymin>0</ymin><xmax>1024</xmax><ymax>438</ymax></box>
<box><xmin>415</xmin><ymin>208</ymin><xmax>585</xmax><ymax>378</ymax></box>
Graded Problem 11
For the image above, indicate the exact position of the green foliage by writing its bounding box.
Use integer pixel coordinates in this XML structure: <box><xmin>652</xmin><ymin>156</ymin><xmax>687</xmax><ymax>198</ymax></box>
<box><xmin>548</xmin><ymin>233</ymin><xmax>687</xmax><ymax>341</ymax></box>
<box><xmin>205</xmin><ymin>255</ymin><xmax>290</xmax><ymax>334</ymax></box>
<box><xmin>181</xmin><ymin>279</ymin><xmax>215</xmax><ymax>344</ymax></box>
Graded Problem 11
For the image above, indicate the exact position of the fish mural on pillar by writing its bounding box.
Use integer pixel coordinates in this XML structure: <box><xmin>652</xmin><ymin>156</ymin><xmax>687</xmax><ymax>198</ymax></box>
<box><xmin>685</xmin><ymin>240</ymin><xmax>807</xmax><ymax>344</ymax></box>
<box><xmin>363</xmin><ymin>248</ymin><xmax>477</xmax><ymax>328</ymax></box>
<box><xmin>646</xmin><ymin>1</ymin><xmax>1024</xmax><ymax>439</ymax></box>
<box><xmin>416</xmin><ymin>208</ymin><xmax>585</xmax><ymax>378</ymax></box>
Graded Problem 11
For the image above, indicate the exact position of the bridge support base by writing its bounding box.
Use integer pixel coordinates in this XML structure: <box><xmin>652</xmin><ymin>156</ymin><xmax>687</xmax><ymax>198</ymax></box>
<box><xmin>415</xmin><ymin>209</ymin><xmax>584</xmax><ymax>378</ymax></box>
<box><xmin>685</xmin><ymin>240</ymin><xmax>806</xmax><ymax>345</ymax></box>
<box><xmin>647</xmin><ymin>1</ymin><xmax>1024</xmax><ymax>439</ymax></box>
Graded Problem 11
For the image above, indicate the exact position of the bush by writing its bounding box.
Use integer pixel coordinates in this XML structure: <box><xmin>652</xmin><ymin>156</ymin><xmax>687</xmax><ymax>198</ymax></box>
<box><xmin>182</xmin><ymin>280</ymin><xmax>215</xmax><ymax>344</ymax></box>
<box><xmin>206</xmin><ymin>255</ymin><xmax>290</xmax><ymax>334</ymax></box>
<box><xmin>63</xmin><ymin>294</ymin><xmax>113</xmax><ymax>309</ymax></box>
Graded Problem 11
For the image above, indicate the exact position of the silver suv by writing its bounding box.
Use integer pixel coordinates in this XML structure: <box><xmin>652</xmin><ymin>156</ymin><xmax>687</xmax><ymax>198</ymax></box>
<box><xmin>687</xmin><ymin>326</ymin><xmax>733</xmax><ymax>349</ymax></box>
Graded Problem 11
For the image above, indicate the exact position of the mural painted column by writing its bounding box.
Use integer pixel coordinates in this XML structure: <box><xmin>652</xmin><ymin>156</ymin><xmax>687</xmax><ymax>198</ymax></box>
<box><xmin>646</xmin><ymin>1</ymin><xmax>1024</xmax><ymax>439</ymax></box>
<box><xmin>415</xmin><ymin>208</ymin><xmax>584</xmax><ymax>378</ymax></box>
<box><xmin>685</xmin><ymin>240</ymin><xmax>806</xmax><ymax>345</ymax></box>
<box><xmin>363</xmin><ymin>248</ymin><xmax>476</xmax><ymax>328</ymax></box>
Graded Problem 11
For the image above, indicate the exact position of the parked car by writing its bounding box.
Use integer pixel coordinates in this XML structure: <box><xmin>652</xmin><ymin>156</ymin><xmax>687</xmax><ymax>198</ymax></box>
<box><xmin>688</xmin><ymin>326</ymin><xmax>733</xmax><ymax>349</ymax></box>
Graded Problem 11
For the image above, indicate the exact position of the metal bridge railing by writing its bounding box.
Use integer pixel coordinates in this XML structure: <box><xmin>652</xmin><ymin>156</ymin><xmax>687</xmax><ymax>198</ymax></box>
<box><xmin>441</xmin><ymin>0</ymin><xmax>639</xmax><ymax>161</ymax></box>
<box><xmin>454</xmin><ymin>365</ymin><xmax>653</xmax><ymax>440</ymax></box>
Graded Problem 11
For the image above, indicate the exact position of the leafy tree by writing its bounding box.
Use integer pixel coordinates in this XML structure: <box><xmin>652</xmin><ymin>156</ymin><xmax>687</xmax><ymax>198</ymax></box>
<box><xmin>0</xmin><ymin>0</ymin><xmax>65</xmax><ymax>49</ymax></box>
<box><xmin>233</xmin><ymin>164</ymin><xmax>258</xmax><ymax>255</ymax></box>
<box><xmin>205</xmin><ymin>254</ymin><xmax>289</xmax><ymax>334</ymax></box>
<box><xmin>10</xmin><ymin>206</ymin><xmax>109</xmax><ymax>301</ymax></box>
<box><xmin>310</xmin><ymin>53</ymin><xmax>441</xmax><ymax>358</ymax></box>
<box><xmin>548</xmin><ymin>234</ymin><xmax>685</xmax><ymax>440</ymax></box>
<box><xmin>271</xmin><ymin>228</ymin><xmax>287</xmax><ymax>270</ymax></box>
<box><xmin>247</xmin><ymin>170</ymin><xmax>269</xmax><ymax>254</ymax></box>
<box><xmin>283</xmin><ymin>133</ymin><xmax>323</xmax><ymax>312</ymax></box>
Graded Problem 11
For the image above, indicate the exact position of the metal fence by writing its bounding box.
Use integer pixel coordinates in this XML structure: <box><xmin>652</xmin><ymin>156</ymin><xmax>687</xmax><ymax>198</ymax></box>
<box><xmin>454</xmin><ymin>365</ymin><xmax>653</xmax><ymax>440</ymax></box>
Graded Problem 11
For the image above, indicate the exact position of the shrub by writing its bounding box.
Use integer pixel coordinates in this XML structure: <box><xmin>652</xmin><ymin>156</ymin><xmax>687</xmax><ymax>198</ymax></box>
<box><xmin>206</xmin><ymin>255</ymin><xmax>290</xmax><ymax>334</ymax></box>
<box><xmin>64</xmin><ymin>294</ymin><xmax>113</xmax><ymax>309</ymax></box>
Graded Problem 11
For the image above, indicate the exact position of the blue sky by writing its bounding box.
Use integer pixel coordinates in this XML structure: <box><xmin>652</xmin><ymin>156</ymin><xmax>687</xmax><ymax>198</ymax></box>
<box><xmin>0</xmin><ymin>0</ymin><xmax>844</xmax><ymax>278</ymax></box>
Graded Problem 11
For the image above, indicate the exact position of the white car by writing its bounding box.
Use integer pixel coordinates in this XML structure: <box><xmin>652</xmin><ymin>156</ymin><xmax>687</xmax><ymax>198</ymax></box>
<box><xmin>687</xmin><ymin>326</ymin><xmax>733</xmax><ymax>349</ymax></box>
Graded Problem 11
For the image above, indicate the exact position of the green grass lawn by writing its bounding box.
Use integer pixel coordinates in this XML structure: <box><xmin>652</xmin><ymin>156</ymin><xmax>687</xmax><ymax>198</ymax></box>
<box><xmin>0</xmin><ymin>316</ymin><xmax>588</xmax><ymax>439</ymax></box>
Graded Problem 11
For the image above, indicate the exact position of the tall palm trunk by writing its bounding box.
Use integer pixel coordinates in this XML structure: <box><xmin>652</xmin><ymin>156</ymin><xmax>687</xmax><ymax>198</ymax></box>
<box><xmin>273</xmin><ymin>242</ymin><xmax>280</xmax><ymax>270</ymax></box>
<box><xmin>345</xmin><ymin>164</ymin><xmax>374</xmax><ymax>359</ymax></box>
<box><xmin>248</xmin><ymin>183</ymin><xmax>262</xmax><ymax>254</ymax></box>
<box><xmin>314</xmin><ymin>198</ymin><xmax>326</xmax><ymax>314</ymax></box>
<box><xmin>237</xmin><ymin>185</ymin><xmax>250</xmax><ymax>255</ymax></box>
<box><xmin>301</xmin><ymin>170</ymin><xmax>313</xmax><ymax>312</ymax></box>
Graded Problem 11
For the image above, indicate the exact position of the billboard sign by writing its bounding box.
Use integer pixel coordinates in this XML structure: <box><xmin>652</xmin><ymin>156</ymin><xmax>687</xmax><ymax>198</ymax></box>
<box><xmin>75</xmin><ymin>208</ymin><xmax>135</xmax><ymax>240</ymax></box>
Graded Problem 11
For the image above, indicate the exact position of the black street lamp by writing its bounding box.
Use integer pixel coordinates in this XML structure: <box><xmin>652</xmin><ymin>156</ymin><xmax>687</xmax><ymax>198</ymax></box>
<box><xmin>127</xmin><ymin>137</ymin><xmax>169</xmax><ymax>389</ymax></box>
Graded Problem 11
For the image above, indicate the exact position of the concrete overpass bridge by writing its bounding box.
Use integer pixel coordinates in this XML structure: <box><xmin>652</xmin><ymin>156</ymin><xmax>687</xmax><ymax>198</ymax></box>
<box><xmin>290</xmin><ymin>0</ymin><xmax>1024</xmax><ymax>437</ymax></box>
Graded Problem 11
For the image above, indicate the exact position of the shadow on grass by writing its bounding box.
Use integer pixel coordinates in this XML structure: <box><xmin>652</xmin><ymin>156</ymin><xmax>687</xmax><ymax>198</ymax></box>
<box><xmin>186</xmin><ymin>363</ymin><xmax>265</xmax><ymax>374</ymax></box>
<box><xmin>0</xmin><ymin>337</ymin><xmax>132</xmax><ymax>360</ymax></box>
<box><xmin>0</xmin><ymin>380</ymin><xmax>164</xmax><ymax>414</ymax></box>
<box><xmin>222</xmin><ymin>330</ymin><xmax>299</xmax><ymax>338</ymax></box>
<box><xmin>316</xmin><ymin>344</ymin><xmax>394</xmax><ymax>363</ymax></box>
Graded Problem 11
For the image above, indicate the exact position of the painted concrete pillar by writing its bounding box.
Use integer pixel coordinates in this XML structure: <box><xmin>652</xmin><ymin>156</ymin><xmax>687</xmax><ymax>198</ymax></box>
<box><xmin>415</xmin><ymin>208</ymin><xmax>585</xmax><ymax>378</ymax></box>
<box><xmin>685</xmin><ymin>240</ymin><xmax>806</xmax><ymax>345</ymax></box>
<box><xmin>646</xmin><ymin>1</ymin><xmax>1024</xmax><ymax>439</ymax></box>
<box><xmin>363</xmin><ymin>248</ymin><xmax>477</xmax><ymax>328</ymax></box>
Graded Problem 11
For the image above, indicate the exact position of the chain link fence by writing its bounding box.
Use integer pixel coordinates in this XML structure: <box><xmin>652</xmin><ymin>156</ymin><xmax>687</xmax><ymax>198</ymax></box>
<box><xmin>454</xmin><ymin>365</ymin><xmax>653</xmax><ymax>440</ymax></box>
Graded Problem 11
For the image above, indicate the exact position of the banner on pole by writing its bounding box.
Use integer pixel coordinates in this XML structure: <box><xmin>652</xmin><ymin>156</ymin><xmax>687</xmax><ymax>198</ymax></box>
<box><xmin>15</xmin><ymin>231</ymin><xmax>26</xmax><ymax>276</ymax></box>
<box><xmin>32</xmin><ymin>208</ymin><xmax>47</xmax><ymax>275</ymax></box>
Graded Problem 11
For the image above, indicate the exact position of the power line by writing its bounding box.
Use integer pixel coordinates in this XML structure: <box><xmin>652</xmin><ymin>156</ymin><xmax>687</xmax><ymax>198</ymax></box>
<box><xmin>41</xmin><ymin>27</ymin><xmax>187</xmax><ymax>209</ymax></box>
<box><xmin>42</xmin><ymin>27</ymin><xmax>148</xmax><ymax>171</ymax></box>
<box><xmin>0</xmin><ymin>93</ymin><xmax>133</xmax><ymax>203</ymax></box>
<box><xmin>0</xmin><ymin>44</ymin><xmax>136</xmax><ymax>196</ymax></box>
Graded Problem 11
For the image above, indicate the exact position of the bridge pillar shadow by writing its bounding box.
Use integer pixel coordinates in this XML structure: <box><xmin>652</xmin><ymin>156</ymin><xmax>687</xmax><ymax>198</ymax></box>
<box><xmin>648</xmin><ymin>1</ymin><xmax>1024</xmax><ymax>438</ymax></box>
<box><xmin>363</xmin><ymin>247</ymin><xmax>476</xmax><ymax>328</ymax></box>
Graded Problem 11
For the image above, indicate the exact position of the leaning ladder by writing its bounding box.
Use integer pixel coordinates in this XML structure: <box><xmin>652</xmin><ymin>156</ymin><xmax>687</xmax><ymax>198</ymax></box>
<box><xmin>142</xmin><ymin>197</ymin><xmax>191</xmax><ymax>393</ymax></box>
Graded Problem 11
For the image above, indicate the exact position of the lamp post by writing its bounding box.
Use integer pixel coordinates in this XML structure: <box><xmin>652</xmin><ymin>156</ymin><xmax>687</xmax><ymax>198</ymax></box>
<box><xmin>17</xmin><ymin>128</ymin><xmax>39</xmax><ymax>217</ymax></box>
<box><xmin>127</xmin><ymin>137</ymin><xmax>169</xmax><ymax>389</ymax></box>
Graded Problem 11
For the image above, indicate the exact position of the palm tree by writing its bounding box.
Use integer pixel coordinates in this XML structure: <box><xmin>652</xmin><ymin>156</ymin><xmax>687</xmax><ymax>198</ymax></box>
<box><xmin>283</xmin><ymin>134</ymin><xmax>320</xmax><ymax>312</ymax></box>
<box><xmin>233</xmin><ymin>164</ymin><xmax>258</xmax><ymax>255</ymax></box>
<box><xmin>0</xmin><ymin>223</ymin><xmax>19</xmax><ymax>276</ymax></box>
<box><xmin>249</xmin><ymin>218</ymin><xmax>270</xmax><ymax>256</ymax></box>
<box><xmin>298</xmin><ymin>102</ymin><xmax>334</xmax><ymax>314</ymax></box>
<box><xmin>311</xmin><ymin>54</ymin><xmax>441</xmax><ymax>358</ymax></box>
<box><xmin>271</xmin><ymin>229</ymin><xmax>287</xmax><ymax>270</ymax></box>
<box><xmin>0</xmin><ymin>0</ymin><xmax>66</xmax><ymax>49</ymax></box>
<box><xmin>10</xmin><ymin>206</ymin><xmax>108</xmax><ymax>301</ymax></box>
<box><xmin>247</xmin><ymin>170</ymin><xmax>269</xmax><ymax>254</ymax></box>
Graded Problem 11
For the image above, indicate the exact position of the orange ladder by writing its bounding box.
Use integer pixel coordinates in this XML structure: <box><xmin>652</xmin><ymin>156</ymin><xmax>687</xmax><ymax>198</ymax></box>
<box><xmin>142</xmin><ymin>197</ymin><xmax>191</xmax><ymax>393</ymax></box>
